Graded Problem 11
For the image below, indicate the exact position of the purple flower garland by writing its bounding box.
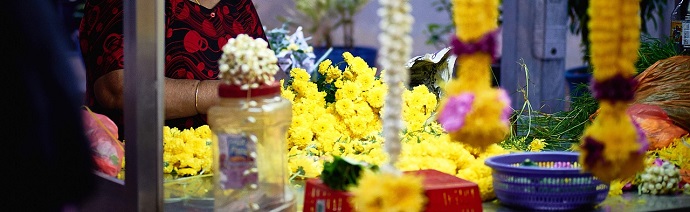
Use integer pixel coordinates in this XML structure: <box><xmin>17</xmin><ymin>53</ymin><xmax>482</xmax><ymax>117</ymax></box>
<box><xmin>450</xmin><ymin>29</ymin><xmax>501</xmax><ymax>62</ymax></box>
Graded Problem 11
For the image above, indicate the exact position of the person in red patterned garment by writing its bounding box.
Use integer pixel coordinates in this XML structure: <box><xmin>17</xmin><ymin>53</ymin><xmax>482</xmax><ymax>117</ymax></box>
<box><xmin>80</xmin><ymin>0</ymin><xmax>273</xmax><ymax>137</ymax></box>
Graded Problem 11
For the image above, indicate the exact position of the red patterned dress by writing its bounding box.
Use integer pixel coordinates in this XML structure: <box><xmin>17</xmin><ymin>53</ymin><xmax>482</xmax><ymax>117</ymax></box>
<box><xmin>79</xmin><ymin>0</ymin><xmax>266</xmax><ymax>137</ymax></box>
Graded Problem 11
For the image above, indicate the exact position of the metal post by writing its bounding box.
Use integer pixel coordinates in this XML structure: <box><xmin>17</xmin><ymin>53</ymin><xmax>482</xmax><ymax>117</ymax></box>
<box><xmin>501</xmin><ymin>0</ymin><xmax>567</xmax><ymax>113</ymax></box>
<box><xmin>79</xmin><ymin>0</ymin><xmax>164</xmax><ymax>211</ymax></box>
<box><xmin>123</xmin><ymin>0</ymin><xmax>165</xmax><ymax>211</ymax></box>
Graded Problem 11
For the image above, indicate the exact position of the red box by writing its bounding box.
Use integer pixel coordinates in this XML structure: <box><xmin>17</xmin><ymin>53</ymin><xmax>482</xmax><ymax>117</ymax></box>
<box><xmin>303</xmin><ymin>169</ymin><xmax>482</xmax><ymax>212</ymax></box>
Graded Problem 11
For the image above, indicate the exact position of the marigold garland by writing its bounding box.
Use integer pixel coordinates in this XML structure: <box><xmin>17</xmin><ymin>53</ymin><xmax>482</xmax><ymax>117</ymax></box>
<box><xmin>437</xmin><ymin>0</ymin><xmax>510</xmax><ymax>149</ymax></box>
<box><xmin>349</xmin><ymin>170</ymin><xmax>426</xmax><ymax>212</ymax></box>
<box><xmin>579</xmin><ymin>0</ymin><xmax>648</xmax><ymax>183</ymax></box>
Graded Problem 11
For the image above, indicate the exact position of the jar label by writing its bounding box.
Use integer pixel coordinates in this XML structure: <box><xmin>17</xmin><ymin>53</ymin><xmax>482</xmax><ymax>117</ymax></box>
<box><xmin>672</xmin><ymin>20</ymin><xmax>683</xmax><ymax>44</ymax></box>
<box><xmin>683</xmin><ymin>20</ymin><xmax>690</xmax><ymax>47</ymax></box>
<box><xmin>217</xmin><ymin>133</ymin><xmax>257</xmax><ymax>189</ymax></box>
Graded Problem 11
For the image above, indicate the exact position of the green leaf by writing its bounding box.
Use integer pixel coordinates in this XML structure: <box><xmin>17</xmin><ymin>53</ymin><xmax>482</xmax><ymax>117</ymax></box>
<box><xmin>320</xmin><ymin>156</ymin><xmax>375</xmax><ymax>191</ymax></box>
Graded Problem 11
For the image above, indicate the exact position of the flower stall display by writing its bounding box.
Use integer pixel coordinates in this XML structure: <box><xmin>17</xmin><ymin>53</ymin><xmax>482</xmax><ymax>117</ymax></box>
<box><xmin>436</xmin><ymin>0</ymin><xmax>511</xmax><ymax>149</ymax></box>
<box><xmin>266</xmin><ymin>25</ymin><xmax>317</xmax><ymax>76</ymax></box>
<box><xmin>282</xmin><ymin>50</ymin><xmax>512</xmax><ymax>202</ymax></box>
<box><xmin>578</xmin><ymin>0</ymin><xmax>648</xmax><ymax>183</ymax></box>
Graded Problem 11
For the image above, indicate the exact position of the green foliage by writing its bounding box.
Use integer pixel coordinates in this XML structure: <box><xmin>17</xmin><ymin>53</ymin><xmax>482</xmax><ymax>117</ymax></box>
<box><xmin>423</xmin><ymin>0</ymin><xmax>455</xmax><ymax>49</ymax></box>
<box><xmin>314</xmin><ymin>69</ymin><xmax>339</xmax><ymax>103</ymax></box>
<box><xmin>500</xmin><ymin>62</ymin><xmax>598</xmax><ymax>152</ymax></box>
<box><xmin>567</xmin><ymin>0</ymin><xmax>669</xmax><ymax>67</ymax></box>
<box><xmin>320</xmin><ymin>156</ymin><xmax>377</xmax><ymax>191</ymax></box>
<box><xmin>280</xmin><ymin>0</ymin><xmax>371</xmax><ymax>48</ymax></box>
<box><xmin>423</xmin><ymin>0</ymin><xmax>503</xmax><ymax>50</ymax></box>
<box><xmin>636</xmin><ymin>35</ymin><xmax>680</xmax><ymax>74</ymax></box>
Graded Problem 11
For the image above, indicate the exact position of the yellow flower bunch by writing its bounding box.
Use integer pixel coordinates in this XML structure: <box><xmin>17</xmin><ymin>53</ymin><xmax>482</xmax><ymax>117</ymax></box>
<box><xmin>437</xmin><ymin>0</ymin><xmax>510</xmax><ymax>149</ymax></box>
<box><xmin>349</xmin><ymin>170</ymin><xmax>426</xmax><ymax>212</ymax></box>
<box><xmin>608</xmin><ymin>179</ymin><xmax>631</xmax><ymax>196</ymax></box>
<box><xmin>452</xmin><ymin>0</ymin><xmax>499</xmax><ymax>42</ymax></box>
<box><xmin>589</xmin><ymin>1</ymin><xmax>640</xmax><ymax>81</ymax></box>
<box><xmin>529</xmin><ymin>138</ymin><xmax>547</xmax><ymax>152</ymax></box>
<box><xmin>162</xmin><ymin>125</ymin><xmax>213</xmax><ymax>177</ymax></box>
<box><xmin>282</xmin><ymin>52</ymin><xmax>511</xmax><ymax>200</ymax></box>
<box><xmin>650</xmin><ymin>137</ymin><xmax>690</xmax><ymax>170</ymax></box>
<box><xmin>579</xmin><ymin>0</ymin><xmax>644</xmax><ymax>183</ymax></box>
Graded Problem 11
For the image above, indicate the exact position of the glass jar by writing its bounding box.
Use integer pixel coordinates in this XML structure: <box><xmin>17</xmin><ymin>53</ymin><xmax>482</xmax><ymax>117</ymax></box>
<box><xmin>208</xmin><ymin>82</ymin><xmax>295</xmax><ymax>211</ymax></box>
<box><xmin>671</xmin><ymin>0</ymin><xmax>690</xmax><ymax>53</ymax></box>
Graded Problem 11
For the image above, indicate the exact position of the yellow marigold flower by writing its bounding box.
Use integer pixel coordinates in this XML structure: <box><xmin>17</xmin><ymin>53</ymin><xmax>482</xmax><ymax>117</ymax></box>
<box><xmin>608</xmin><ymin>179</ymin><xmax>626</xmax><ymax>196</ymax></box>
<box><xmin>335</xmin><ymin>98</ymin><xmax>356</xmax><ymax>117</ymax></box>
<box><xmin>318</xmin><ymin>59</ymin><xmax>333</xmax><ymax>75</ymax></box>
<box><xmin>176</xmin><ymin>168</ymin><xmax>198</xmax><ymax>176</ymax></box>
<box><xmin>350</xmin><ymin>171</ymin><xmax>426</xmax><ymax>212</ymax></box>
<box><xmin>342</xmin><ymin>70</ymin><xmax>355</xmax><ymax>81</ymax></box>
<box><xmin>288</xmin><ymin>155</ymin><xmax>322</xmax><ymax>178</ymax></box>
<box><xmin>356</xmin><ymin>74</ymin><xmax>375</xmax><ymax>91</ymax></box>
<box><xmin>529</xmin><ymin>138</ymin><xmax>546</xmax><ymax>152</ymax></box>
<box><xmin>288</xmin><ymin>146</ymin><xmax>302</xmax><ymax>156</ymax></box>
<box><xmin>452</xmin><ymin>0</ymin><xmax>499</xmax><ymax>41</ymax></box>
<box><xmin>290</xmin><ymin>68</ymin><xmax>311</xmax><ymax>82</ymax></box>
<box><xmin>653</xmin><ymin>137</ymin><xmax>690</xmax><ymax>170</ymax></box>
<box><xmin>365</xmin><ymin>83</ymin><xmax>387</xmax><ymax>108</ymax></box>
<box><xmin>337</xmin><ymin>81</ymin><xmax>361</xmax><ymax>101</ymax></box>
<box><xmin>325</xmin><ymin>67</ymin><xmax>342</xmax><ymax>83</ymax></box>
<box><xmin>333</xmin><ymin>79</ymin><xmax>344</xmax><ymax>89</ymax></box>
<box><xmin>289</xmin><ymin>126</ymin><xmax>313</xmax><ymax>148</ymax></box>
<box><xmin>281</xmin><ymin>90</ymin><xmax>296</xmax><ymax>102</ymax></box>
<box><xmin>194</xmin><ymin>125</ymin><xmax>211</xmax><ymax>138</ymax></box>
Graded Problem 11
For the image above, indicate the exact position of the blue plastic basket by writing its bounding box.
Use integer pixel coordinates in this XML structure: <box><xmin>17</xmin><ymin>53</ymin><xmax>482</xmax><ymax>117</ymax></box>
<box><xmin>485</xmin><ymin>152</ymin><xmax>609</xmax><ymax>210</ymax></box>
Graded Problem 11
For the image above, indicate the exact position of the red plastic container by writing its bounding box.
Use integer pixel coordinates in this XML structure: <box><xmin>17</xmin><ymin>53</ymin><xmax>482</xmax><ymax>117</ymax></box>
<box><xmin>303</xmin><ymin>169</ymin><xmax>482</xmax><ymax>212</ymax></box>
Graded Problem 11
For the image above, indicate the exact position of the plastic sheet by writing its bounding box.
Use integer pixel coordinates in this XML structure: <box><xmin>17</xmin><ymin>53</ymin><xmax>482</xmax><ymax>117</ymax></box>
<box><xmin>634</xmin><ymin>56</ymin><xmax>690</xmax><ymax>132</ymax></box>
<box><xmin>627</xmin><ymin>104</ymin><xmax>688</xmax><ymax>150</ymax></box>
<box><xmin>82</xmin><ymin>108</ymin><xmax>124</xmax><ymax>177</ymax></box>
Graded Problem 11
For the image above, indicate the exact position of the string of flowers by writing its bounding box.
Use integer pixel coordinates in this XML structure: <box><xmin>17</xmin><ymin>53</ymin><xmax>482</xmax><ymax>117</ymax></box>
<box><xmin>377</xmin><ymin>0</ymin><xmax>414</xmax><ymax>170</ymax></box>
<box><xmin>349</xmin><ymin>0</ymin><xmax>427</xmax><ymax>211</ymax></box>
<box><xmin>578</xmin><ymin>0</ymin><xmax>648</xmax><ymax>183</ymax></box>
<box><xmin>436</xmin><ymin>0</ymin><xmax>511</xmax><ymax>149</ymax></box>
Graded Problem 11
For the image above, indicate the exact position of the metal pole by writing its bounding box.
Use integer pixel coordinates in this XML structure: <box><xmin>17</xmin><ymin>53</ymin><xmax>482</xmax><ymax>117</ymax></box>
<box><xmin>123</xmin><ymin>0</ymin><xmax>165</xmax><ymax>211</ymax></box>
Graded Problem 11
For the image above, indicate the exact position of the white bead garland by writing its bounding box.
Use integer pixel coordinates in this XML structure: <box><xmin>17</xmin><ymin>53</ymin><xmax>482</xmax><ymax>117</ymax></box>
<box><xmin>378</xmin><ymin>0</ymin><xmax>414</xmax><ymax>173</ymax></box>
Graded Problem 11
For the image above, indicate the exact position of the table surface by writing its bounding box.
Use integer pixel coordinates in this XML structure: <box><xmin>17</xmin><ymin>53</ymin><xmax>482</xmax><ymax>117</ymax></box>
<box><xmin>164</xmin><ymin>192</ymin><xmax>690</xmax><ymax>212</ymax></box>
<box><xmin>482</xmin><ymin>192</ymin><xmax>690</xmax><ymax>212</ymax></box>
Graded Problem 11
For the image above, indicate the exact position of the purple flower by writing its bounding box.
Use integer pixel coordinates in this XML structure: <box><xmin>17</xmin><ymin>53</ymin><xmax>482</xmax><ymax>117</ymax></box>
<box><xmin>438</xmin><ymin>93</ymin><xmax>475</xmax><ymax>132</ymax></box>
<box><xmin>623</xmin><ymin>182</ymin><xmax>633</xmax><ymax>190</ymax></box>
<box><xmin>631</xmin><ymin>118</ymin><xmax>649</xmax><ymax>154</ymax></box>
<box><xmin>582</xmin><ymin>136</ymin><xmax>606</xmax><ymax>167</ymax></box>
<box><xmin>654</xmin><ymin>158</ymin><xmax>664</xmax><ymax>167</ymax></box>
<box><xmin>591</xmin><ymin>75</ymin><xmax>638</xmax><ymax>101</ymax></box>
<box><xmin>451</xmin><ymin>29</ymin><xmax>501</xmax><ymax>62</ymax></box>
<box><xmin>497</xmin><ymin>88</ymin><xmax>512</xmax><ymax>124</ymax></box>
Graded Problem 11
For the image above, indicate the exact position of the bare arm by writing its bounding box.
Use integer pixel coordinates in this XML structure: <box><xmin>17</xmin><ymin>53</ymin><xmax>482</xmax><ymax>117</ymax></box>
<box><xmin>93</xmin><ymin>69</ymin><xmax>220</xmax><ymax>119</ymax></box>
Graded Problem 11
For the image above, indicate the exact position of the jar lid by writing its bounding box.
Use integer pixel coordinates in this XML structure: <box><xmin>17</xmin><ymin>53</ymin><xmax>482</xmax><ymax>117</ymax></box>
<box><xmin>218</xmin><ymin>81</ymin><xmax>281</xmax><ymax>98</ymax></box>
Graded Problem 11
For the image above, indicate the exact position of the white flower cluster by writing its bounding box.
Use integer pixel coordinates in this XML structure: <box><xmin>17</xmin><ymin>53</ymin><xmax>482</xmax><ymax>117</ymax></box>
<box><xmin>638</xmin><ymin>160</ymin><xmax>684</xmax><ymax>195</ymax></box>
<box><xmin>378</xmin><ymin>0</ymin><xmax>414</xmax><ymax>168</ymax></box>
<box><xmin>377</xmin><ymin>0</ymin><xmax>414</xmax><ymax>70</ymax></box>
<box><xmin>218</xmin><ymin>34</ymin><xmax>279</xmax><ymax>90</ymax></box>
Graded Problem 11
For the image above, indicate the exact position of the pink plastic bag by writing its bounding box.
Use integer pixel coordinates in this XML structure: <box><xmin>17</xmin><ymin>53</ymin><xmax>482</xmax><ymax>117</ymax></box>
<box><xmin>82</xmin><ymin>107</ymin><xmax>124</xmax><ymax>177</ymax></box>
<box><xmin>627</xmin><ymin>104</ymin><xmax>688</xmax><ymax>150</ymax></box>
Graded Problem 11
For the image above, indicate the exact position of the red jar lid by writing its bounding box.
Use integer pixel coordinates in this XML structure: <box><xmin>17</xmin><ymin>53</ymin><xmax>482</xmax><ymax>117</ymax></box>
<box><xmin>218</xmin><ymin>81</ymin><xmax>281</xmax><ymax>98</ymax></box>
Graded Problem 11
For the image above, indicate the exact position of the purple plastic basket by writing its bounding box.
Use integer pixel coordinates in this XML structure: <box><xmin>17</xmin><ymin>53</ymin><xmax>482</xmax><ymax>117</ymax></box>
<box><xmin>485</xmin><ymin>152</ymin><xmax>609</xmax><ymax>210</ymax></box>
